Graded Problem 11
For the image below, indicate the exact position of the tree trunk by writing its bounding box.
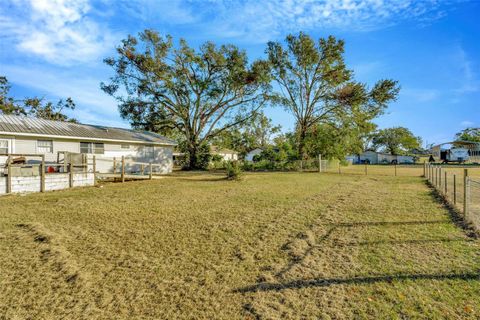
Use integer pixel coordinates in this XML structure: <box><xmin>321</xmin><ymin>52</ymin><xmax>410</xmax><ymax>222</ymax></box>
<box><xmin>297</xmin><ymin>125</ymin><xmax>308</xmax><ymax>160</ymax></box>
<box><xmin>187</xmin><ymin>142</ymin><xmax>198</xmax><ymax>170</ymax></box>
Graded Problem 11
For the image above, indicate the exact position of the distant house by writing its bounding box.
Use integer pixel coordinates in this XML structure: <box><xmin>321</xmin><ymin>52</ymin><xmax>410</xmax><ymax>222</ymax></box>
<box><xmin>0</xmin><ymin>114</ymin><xmax>176</xmax><ymax>174</ymax></box>
<box><xmin>349</xmin><ymin>151</ymin><xmax>414</xmax><ymax>164</ymax></box>
<box><xmin>245</xmin><ymin>148</ymin><xmax>263</xmax><ymax>162</ymax></box>
<box><xmin>210</xmin><ymin>146</ymin><xmax>238</xmax><ymax>161</ymax></box>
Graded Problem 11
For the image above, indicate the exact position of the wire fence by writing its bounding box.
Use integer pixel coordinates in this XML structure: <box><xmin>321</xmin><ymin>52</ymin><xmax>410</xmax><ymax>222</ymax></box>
<box><xmin>319</xmin><ymin>159</ymin><xmax>425</xmax><ymax>176</ymax></box>
<box><xmin>426</xmin><ymin>163</ymin><xmax>480</xmax><ymax>231</ymax></box>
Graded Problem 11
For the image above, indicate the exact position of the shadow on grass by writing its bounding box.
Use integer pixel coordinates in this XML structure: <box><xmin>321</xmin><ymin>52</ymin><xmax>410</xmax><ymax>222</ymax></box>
<box><xmin>337</xmin><ymin>238</ymin><xmax>473</xmax><ymax>246</ymax></box>
<box><xmin>425</xmin><ymin>182</ymin><xmax>479</xmax><ymax>238</ymax></box>
<box><xmin>330</xmin><ymin>220</ymin><xmax>450</xmax><ymax>228</ymax></box>
<box><xmin>234</xmin><ymin>271</ymin><xmax>480</xmax><ymax>293</ymax></box>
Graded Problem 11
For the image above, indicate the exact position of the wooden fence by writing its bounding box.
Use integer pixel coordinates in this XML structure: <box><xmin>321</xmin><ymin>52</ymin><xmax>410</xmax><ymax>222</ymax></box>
<box><xmin>0</xmin><ymin>153</ymin><xmax>95</xmax><ymax>194</ymax></box>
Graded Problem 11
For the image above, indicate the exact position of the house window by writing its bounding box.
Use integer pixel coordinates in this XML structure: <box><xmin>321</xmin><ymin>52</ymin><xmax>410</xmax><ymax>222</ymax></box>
<box><xmin>80</xmin><ymin>142</ymin><xmax>92</xmax><ymax>154</ymax></box>
<box><xmin>0</xmin><ymin>139</ymin><xmax>8</xmax><ymax>154</ymax></box>
<box><xmin>142</xmin><ymin>146</ymin><xmax>154</xmax><ymax>158</ymax></box>
<box><xmin>37</xmin><ymin>140</ymin><xmax>53</xmax><ymax>153</ymax></box>
<box><xmin>94</xmin><ymin>143</ymin><xmax>104</xmax><ymax>154</ymax></box>
<box><xmin>121</xmin><ymin>144</ymin><xmax>130</xmax><ymax>149</ymax></box>
<box><xmin>80</xmin><ymin>142</ymin><xmax>104</xmax><ymax>154</ymax></box>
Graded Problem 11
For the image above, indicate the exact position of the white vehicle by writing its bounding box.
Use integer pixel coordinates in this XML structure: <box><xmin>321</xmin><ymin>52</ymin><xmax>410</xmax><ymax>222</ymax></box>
<box><xmin>441</xmin><ymin>148</ymin><xmax>469</xmax><ymax>163</ymax></box>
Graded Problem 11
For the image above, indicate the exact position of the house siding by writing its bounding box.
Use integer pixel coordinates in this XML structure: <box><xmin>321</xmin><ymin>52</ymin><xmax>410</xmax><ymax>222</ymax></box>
<box><xmin>1</xmin><ymin>136</ymin><xmax>174</xmax><ymax>174</ymax></box>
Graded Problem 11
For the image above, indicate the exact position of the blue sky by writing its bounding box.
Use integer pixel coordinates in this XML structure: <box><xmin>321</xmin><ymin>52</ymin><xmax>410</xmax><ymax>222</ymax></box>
<box><xmin>0</xmin><ymin>0</ymin><xmax>479</xmax><ymax>146</ymax></box>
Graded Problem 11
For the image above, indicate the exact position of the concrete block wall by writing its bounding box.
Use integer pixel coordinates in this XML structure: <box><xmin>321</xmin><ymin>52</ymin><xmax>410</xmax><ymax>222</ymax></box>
<box><xmin>0</xmin><ymin>173</ymin><xmax>95</xmax><ymax>195</ymax></box>
<box><xmin>45</xmin><ymin>174</ymin><xmax>70</xmax><ymax>191</ymax></box>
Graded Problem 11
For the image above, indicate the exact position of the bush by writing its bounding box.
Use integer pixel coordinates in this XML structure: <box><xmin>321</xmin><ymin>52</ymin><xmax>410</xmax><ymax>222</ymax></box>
<box><xmin>225</xmin><ymin>161</ymin><xmax>243</xmax><ymax>180</ymax></box>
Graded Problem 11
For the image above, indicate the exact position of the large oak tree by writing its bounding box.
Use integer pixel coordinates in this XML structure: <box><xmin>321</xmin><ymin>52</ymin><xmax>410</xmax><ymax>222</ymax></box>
<box><xmin>266</xmin><ymin>33</ymin><xmax>400</xmax><ymax>159</ymax></box>
<box><xmin>372</xmin><ymin>127</ymin><xmax>422</xmax><ymax>155</ymax></box>
<box><xmin>102</xmin><ymin>30</ymin><xmax>271</xmax><ymax>169</ymax></box>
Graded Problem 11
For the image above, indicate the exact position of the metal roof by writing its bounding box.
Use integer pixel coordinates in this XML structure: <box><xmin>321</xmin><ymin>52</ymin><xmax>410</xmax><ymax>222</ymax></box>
<box><xmin>0</xmin><ymin>114</ymin><xmax>176</xmax><ymax>145</ymax></box>
<box><xmin>431</xmin><ymin>140</ymin><xmax>480</xmax><ymax>149</ymax></box>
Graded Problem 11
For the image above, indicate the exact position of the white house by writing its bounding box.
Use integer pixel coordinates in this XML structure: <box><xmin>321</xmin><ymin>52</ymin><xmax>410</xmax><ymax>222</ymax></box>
<box><xmin>245</xmin><ymin>148</ymin><xmax>263</xmax><ymax>162</ymax></box>
<box><xmin>0</xmin><ymin>114</ymin><xmax>176</xmax><ymax>174</ymax></box>
<box><xmin>210</xmin><ymin>146</ymin><xmax>238</xmax><ymax>161</ymax></box>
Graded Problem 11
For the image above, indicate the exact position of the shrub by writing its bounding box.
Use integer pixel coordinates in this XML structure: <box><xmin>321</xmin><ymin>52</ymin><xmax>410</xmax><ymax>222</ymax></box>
<box><xmin>225</xmin><ymin>161</ymin><xmax>243</xmax><ymax>180</ymax></box>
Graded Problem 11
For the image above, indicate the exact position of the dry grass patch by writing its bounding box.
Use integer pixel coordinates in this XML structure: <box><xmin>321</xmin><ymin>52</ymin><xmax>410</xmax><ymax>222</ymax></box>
<box><xmin>0</xmin><ymin>172</ymin><xmax>479</xmax><ymax>319</ymax></box>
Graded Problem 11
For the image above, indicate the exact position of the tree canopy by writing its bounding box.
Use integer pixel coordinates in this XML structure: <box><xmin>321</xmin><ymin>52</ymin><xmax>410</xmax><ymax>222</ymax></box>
<box><xmin>266</xmin><ymin>32</ymin><xmax>399</xmax><ymax>159</ymax></box>
<box><xmin>455</xmin><ymin>127</ymin><xmax>480</xmax><ymax>142</ymax></box>
<box><xmin>210</xmin><ymin>112</ymin><xmax>281</xmax><ymax>157</ymax></box>
<box><xmin>372</xmin><ymin>127</ymin><xmax>422</xmax><ymax>155</ymax></box>
<box><xmin>0</xmin><ymin>76</ymin><xmax>76</xmax><ymax>122</ymax></box>
<box><xmin>102</xmin><ymin>30</ymin><xmax>272</xmax><ymax>169</ymax></box>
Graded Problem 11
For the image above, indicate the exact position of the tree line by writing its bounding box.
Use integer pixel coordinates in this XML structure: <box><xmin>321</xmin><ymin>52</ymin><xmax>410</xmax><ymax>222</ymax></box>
<box><xmin>1</xmin><ymin>30</ymin><xmax>474</xmax><ymax>169</ymax></box>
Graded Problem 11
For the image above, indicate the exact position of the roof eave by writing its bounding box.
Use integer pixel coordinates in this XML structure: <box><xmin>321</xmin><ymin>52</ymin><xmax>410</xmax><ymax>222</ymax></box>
<box><xmin>0</xmin><ymin>131</ymin><xmax>177</xmax><ymax>146</ymax></box>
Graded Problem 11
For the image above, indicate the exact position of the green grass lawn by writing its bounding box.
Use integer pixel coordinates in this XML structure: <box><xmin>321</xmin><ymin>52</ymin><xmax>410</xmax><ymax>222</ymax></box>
<box><xmin>1</xmin><ymin>172</ymin><xmax>479</xmax><ymax>319</ymax></box>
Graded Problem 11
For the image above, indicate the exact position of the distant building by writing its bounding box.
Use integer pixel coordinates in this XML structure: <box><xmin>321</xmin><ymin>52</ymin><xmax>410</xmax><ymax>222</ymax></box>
<box><xmin>348</xmin><ymin>151</ymin><xmax>414</xmax><ymax>164</ymax></box>
<box><xmin>245</xmin><ymin>148</ymin><xmax>263</xmax><ymax>162</ymax></box>
<box><xmin>210</xmin><ymin>146</ymin><xmax>238</xmax><ymax>161</ymax></box>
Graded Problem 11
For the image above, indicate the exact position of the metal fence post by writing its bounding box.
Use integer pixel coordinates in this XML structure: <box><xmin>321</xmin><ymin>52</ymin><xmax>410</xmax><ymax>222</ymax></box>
<box><xmin>318</xmin><ymin>155</ymin><xmax>322</xmax><ymax>173</ymax></box>
<box><xmin>365</xmin><ymin>163</ymin><xmax>367</xmax><ymax>175</ymax></box>
<box><xmin>395</xmin><ymin>163</ymin><xmax>397</xmax><ymax>177</ymax></box>
<box><xmin>464</xmin><ymin>169</ymin><xmax>469</xmax><ymax>216</ymax></box>
<box><xmin>149</xmin><ymin>163</ymin><xmax>153</xmax><ymax>180</ymax></box>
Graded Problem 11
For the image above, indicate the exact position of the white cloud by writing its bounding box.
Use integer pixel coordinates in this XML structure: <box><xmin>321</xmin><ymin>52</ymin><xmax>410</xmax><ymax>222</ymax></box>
<box><xmin>453</xmin><ymin>45</ymin><xmax>480</xmax><ymax>94</ymax></box>
<box><xmin>461</xmin><ymin>120</ymin><xmax>474</xmax><ymax>127</ymax></box>
<box><xmin>402</xmin><ymin>88</ymin><xmax>440</xmax><ymax>102</ymax></box>
<box><xmin>181</xmin><ymin>0</ymin><xmax>457</xmax><ymax>42</ymax></box>
<box><xmin>0</xmin><ymin>0</ymin><xmax>117</xmax><ymax>65</ymax></box>
<box><xmin>2</xmin><ymin>64</ymin><xmax>127</xmax><ymax>127</ymax></box>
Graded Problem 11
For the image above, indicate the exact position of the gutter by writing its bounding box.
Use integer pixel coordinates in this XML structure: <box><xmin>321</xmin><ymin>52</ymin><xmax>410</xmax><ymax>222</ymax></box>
<box><xmin>0</xmin><ymin>131</ymin><xmax>177</xmax><ymax>146</ymax></box>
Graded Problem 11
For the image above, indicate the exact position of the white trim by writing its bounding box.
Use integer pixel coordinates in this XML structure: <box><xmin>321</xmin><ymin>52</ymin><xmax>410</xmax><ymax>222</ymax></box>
<box><xmin>0</xmin><ymin>131</ymin><xmax>176</xmax><ymax>146</ymax></box>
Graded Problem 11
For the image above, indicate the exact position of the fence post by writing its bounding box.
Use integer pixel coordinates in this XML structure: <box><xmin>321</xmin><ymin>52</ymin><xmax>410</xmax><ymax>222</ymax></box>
<box><xmin>6</xmin><ymin>156</ymin><xmax>12</xmax><ymax>194</ymax></box>
<box><xmin>463</xmin><ymin>169</ymin><xmax>469</xmax><ymax>216</ymax></box>
<box><xmin>453</xmin><ymin>174</ymin><xmax>457</xmax><ymax>205</ymax></box>
<box><xmin>338</xmin><ymin>160</ymin><xmax>341</xmax><ymax>174</ymax></box>
<box><xmin>83</xmin><ymin>154</ymin><xmax>87</xmax><ymax>173</ymax></box>
<box><xmin>121</xmin><ymin>156</ymin><xmax>125</xmax><ymax>183</ymax></box>
<box><xmin>444</xmin><ymin>171</ymin><xmax>447</xmax><ymax>195</ymax></box>
<box><xmin>318</xmin><ymin>155</ymin><xmax>322</xmax><ymax>173</ymax></box>
<box><xmin>395</xmin><ymin>163</ymin><xmax>397</xmax><ymax>177</ymax></box>
<box><xmin>438</xmin><ymin>167</ymin><xmax>442</xmax><ymax>188</ymax></box>
<box><xmin>40</xmin><ymin>156</ymin><xmax>45</xmax><ymax>193</ymax></box>
<box><xmin>365</xmin><ymin>163</ymin><xmax>367</xmax><ymax>175</ymax></box>
<box><xmin>113</xmin><ymin>157</ymin><xmax>117</xmax><ymax>174</ymax></box>
<box><xmin>423</xmin><ymin>162</ymin><xmax>426</xmax><ymax>177</ymax></box>
<box><xmin>93</xmin><ymin>155</ymin><xmax>96</xmax><ymax>186</ymax></box>
<box><xmin>68</xmin><ymin>163</ymin><xmax>73</xmax><ymax>188</ymax></box>
<box><xmin>141</xmin><ymin>164</ymin><xmax>145</xmax><ymax>175</ymax></box>
<box><xmin>149</xmin><ymin>162</ymin><xmax>152</xmax><ymax>180</ymax></box>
